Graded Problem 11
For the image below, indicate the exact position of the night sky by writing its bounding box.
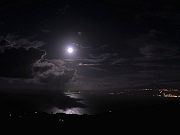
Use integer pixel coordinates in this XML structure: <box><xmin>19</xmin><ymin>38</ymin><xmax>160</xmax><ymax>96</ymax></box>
<box><xmin>0</xmin><ymin>0</ymin><xmax>180</xmax><ymax>90</ymax></box>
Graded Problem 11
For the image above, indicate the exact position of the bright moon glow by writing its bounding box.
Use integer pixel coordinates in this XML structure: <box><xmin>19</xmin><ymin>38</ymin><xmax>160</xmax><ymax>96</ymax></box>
<box><xmin>67</xmin><ymin>47</ymin><xmax>74</xmax><ymax>54</ymax></box>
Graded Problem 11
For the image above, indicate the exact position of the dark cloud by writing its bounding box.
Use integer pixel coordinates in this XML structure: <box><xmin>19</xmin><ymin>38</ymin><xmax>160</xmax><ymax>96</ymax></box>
<box><xmin>0</xmin><ymin>47</ymin><xmax>44</xmax><ymax>78</ymax></box>
<box><xmin>140</xmin><ymin>45</ymin><xmax>180</xmax><ymax>59</ymax></box>
<box><xmin>32</xmin><ymin>60</ymin><xmax>75</xmax><ymax>86</ymax></box>
<box><xmin>0</xmin><ymin>34</ymin><xmax>45</xmax><ymax>52</ymax></box>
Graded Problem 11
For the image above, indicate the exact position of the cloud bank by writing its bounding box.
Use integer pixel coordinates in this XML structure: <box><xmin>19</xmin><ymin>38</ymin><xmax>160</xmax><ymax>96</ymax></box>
<box><xmin>32</xmin><ymin>60</ymin><xmax>75</xmax><ymax>86</ymax></box>
<box><xmin>0</xmin><ymin>35</ymin><xmax>76</xmax><ymax>90</ymax></box>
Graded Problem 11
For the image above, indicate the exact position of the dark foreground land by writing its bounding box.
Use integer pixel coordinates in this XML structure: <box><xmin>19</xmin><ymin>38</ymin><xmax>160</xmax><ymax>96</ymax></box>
<box><xmin>0</xmin><ymin>104</ymin><xmax>180</xmax><ymax>133</ymax></box>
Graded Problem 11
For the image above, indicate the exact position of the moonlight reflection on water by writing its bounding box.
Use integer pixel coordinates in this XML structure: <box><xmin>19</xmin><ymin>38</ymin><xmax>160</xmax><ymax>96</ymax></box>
<box><xmin>46</xmin><ymin>92</ymin><xmax>90</xmax><ymax>115</ymax></box>
<box><xmin>48</xmin><ymin>107</ymin><xmax>88</xmax><ymax>115</ymax></box>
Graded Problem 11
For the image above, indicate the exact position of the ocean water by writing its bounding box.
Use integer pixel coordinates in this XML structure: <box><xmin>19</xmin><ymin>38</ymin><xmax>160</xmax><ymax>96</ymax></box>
<box><xmin>48</xmin><ymin>90</ymin><xmax>180</xmax><ymax>115</ymax></box>
<box><xmin>0</xmin><ymin>89</ymin><xmax>179</xmax><ymax>115</ymax></box>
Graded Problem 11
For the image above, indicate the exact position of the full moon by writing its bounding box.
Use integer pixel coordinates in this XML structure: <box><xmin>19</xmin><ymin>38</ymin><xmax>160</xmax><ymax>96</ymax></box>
<box><xmin>67</xmin><ymin>47</ymin><xmax>74</xmax><ymax>54</ymax></box>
